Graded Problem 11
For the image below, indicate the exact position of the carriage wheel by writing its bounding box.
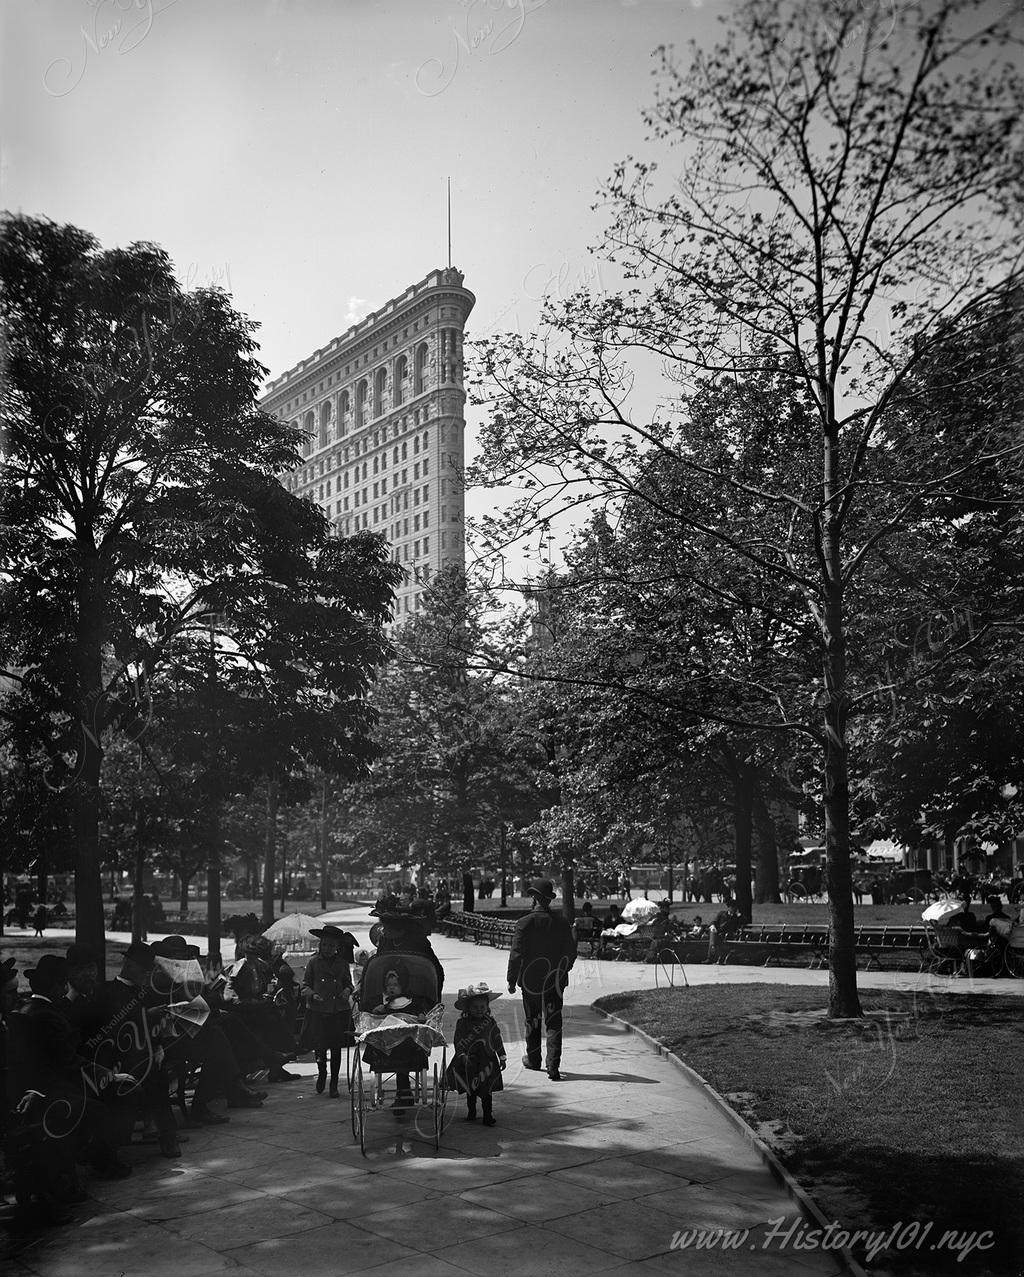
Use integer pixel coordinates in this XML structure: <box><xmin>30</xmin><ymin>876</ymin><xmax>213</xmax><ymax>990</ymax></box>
<box><xmin>345</xmin><ymin>1043</ymin><xmax>354</xmax><ymax>1092</ymax></box>
<box><xmin>1005</xmin><ymin>947</ymin><xmax>1024</xmax><ymax>979</ymax></box>
<box><xmin>350</xmin><ymin>1048</ymin><xmax>366</xmax><ymax>1154</ymax></box>
<box><xmin>433</xmin><ymin>1047</ymin><xmax>448</xmax><ymax>1150</ymax></box>
<box><xmin>787</xmin><ymin>883</ymin><xmax>807</xmax><ymax>901</ymax></box>
<box><xmin>431</xmin><ymin>1062</ymin><xmax>441</xmax><ymax>1150</ymax></box>
<box><xmin>905</xmin><ymin>888</ymin><xmax>926</xmax><ymax>904</ymax></box>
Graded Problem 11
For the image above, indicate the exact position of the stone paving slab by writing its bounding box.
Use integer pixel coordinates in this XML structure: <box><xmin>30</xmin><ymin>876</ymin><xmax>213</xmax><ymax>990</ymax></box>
<box><xmin>2</xmin><ymin>909</ymin><xmax>881</xmax><ymax>1276</ymax></box>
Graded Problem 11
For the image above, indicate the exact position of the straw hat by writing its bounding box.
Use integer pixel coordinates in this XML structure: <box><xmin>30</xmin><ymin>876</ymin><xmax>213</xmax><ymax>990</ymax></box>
<box><xmin>454</xmin><ymin>982</ymin><xmax>503</xmax><ymax>1010</ymax></box>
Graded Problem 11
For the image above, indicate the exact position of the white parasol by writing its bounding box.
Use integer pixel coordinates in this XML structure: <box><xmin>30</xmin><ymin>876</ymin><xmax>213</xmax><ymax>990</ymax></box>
<box><xmin>621</xmin><ymin>898</ymin><xmax>661</xmax><ymax>924</ymax></box>
<box><xmin>921</xmin><ymin>898</ymin><xmax>964</xmax><ymax>925</ymax></box>
<box><xmin>262</xmin><ymin>913</ymin><xmax>323</xmax><ymax>946</ymax></box>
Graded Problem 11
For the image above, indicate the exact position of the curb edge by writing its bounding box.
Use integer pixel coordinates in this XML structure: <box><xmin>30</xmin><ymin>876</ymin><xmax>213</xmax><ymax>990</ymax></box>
<box><xmin>590</xmin><ymin>1002</ymin><xmax>871</xmax><ymax>1277</ymax></box>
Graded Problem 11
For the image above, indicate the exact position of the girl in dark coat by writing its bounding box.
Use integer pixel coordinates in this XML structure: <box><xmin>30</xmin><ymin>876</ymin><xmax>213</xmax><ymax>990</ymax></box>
<box><xmin>445</xmin><ymin>984</ymin><xmax>506</xmax><ymax>1126</ymax></box>
<box><xmin>301</xmin><ymin>926</ymin><xmax>355</xmax><ymax>1098</ymax></box>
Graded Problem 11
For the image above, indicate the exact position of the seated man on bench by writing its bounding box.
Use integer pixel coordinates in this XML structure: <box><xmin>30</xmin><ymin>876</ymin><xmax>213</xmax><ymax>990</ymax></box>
<box><xmin>706</xmin><ymin>901</ymin><xmax>743</xmax><ymax>963</ymax></box>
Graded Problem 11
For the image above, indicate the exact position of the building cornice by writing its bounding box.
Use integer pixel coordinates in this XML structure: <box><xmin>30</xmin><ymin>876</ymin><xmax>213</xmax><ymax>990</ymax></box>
<box><xmin>261</xmin><ymin>267</ymin><xmax>475</xmax><ymax>408</ymax></box>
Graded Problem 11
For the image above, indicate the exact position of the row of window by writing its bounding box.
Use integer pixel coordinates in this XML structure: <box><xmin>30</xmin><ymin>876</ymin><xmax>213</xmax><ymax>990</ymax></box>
<box><xmin>329</xmin><ymin>475</ymin><xmax>433</xmax><ymax>510</ymax></box>
<box><xmin>328</xmin><ymin>514</ymin><xmax>461</xmax><ymax>559</ymax></box>
<box><xmin>281</xmin><ymin>309</ymin><xmax>455</xmax><ymax>413</ymax></box>
<box><xmin>302</xmin><ymin>451</ymin><xmax>462</xmax><ymax>505</ymax></box>
<box><xmin>291</xmin><ymin>422</ymin><xmax>442</xmax><ymax>489</ymax></box>
<box><xmin>296</xmin><ymin>334</ymin><xmax>463</xmax><ymax>455</ymax></box>
<box><xmin>391</xmin><ymin>538</ymin><xmax>430</xmax><ymax>563</ymax></box>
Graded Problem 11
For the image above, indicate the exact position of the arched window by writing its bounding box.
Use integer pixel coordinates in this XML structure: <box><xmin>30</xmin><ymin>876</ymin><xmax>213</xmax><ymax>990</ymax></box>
<box><xmin>356</xmin><ymin>380</ymin><xmax>367</xmax><ymax>429</ymax></box>
<box><xmin>339</xmin><ymin>389</ymin><xmax>350</xmax><ymax>436</ymax></box>
<box><xmin>414</xmin><ymin>341</ymin><xmax>428</xmax><ymax>396</ymax></box>
<box><xmin>319</xmin><ymin>401</ymin><xmax>331</xmax><ymax>449</ymax></box>
<box><xmin>394</xmin><ymin>353</ymin><xmax>407</xmax><ymax>406</ymax></box>
<box><xmin>373</xmin><ymin>366</ymin><xmax>387</xmax><ymax>418</ymax></box>
<box><xmin>302</xmin><ymin>410</ymin><xmax>315</xmax><ymax>456</ymax></box>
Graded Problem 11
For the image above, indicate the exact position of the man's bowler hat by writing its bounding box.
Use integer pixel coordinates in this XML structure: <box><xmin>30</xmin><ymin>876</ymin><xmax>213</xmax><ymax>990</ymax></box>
<box><xmin>25</xmin><ymin>953</ymin><xmax>68</xmax><ymax>991</ymax></box>
<box><xmin>123</xmin><ymin>941</ymin><xmax>156</xmax><ymax>970</ymax></box>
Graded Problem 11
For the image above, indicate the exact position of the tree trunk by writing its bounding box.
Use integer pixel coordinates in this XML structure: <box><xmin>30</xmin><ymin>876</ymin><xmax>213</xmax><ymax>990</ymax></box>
<box><xmin>36</xmin><ymin>849</ymin><xmax>48</xmax><ymax>906</ymax></box>
<box><xmin>73</xmin><ymin>567</ymin><xmax>107</xmax><ymax>975</ymax></box>
<box><xmin>132</xmin><ymin>837</ymin><xmax>146</xmax><ymax>943</ymax></box>
<box><xmin>207</xmin><ymin>804</ymin><xmax>222</xmax><ymax>970</ymax></box>
<box><xmin>752</xmin><ymin>779</ymin><xmax>783</xmax><ymax>904</ymax></box>
<box><xmin>822</xmin><ymin>433</ymin><xmax>863</xmax><ymax>1018</ymax></box>
<box><xmin>719</xmin><ymin>746</ymin><xmax>754</xmax><ymax>923</ymax></box>
<box><xmin>733</xmin><ymin>770</ymin><xmax>754</xmax><ymax>924</ymax></box>
<box><xmin>561</xmin><ymin>863</ymin><xmax>575</xmax><ymax>922</ymax></box>
<box><xmin>179</xmin><ymin>874</ymin><xmax>191</xmax><ymax>915</ymax></box>
<box><xmin>262</xmin><ymin>775</ymin><xmax>278</xmax><ymax>927</ymax></box>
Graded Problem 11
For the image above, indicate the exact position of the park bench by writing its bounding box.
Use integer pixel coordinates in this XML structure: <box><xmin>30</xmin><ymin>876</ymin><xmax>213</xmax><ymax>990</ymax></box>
<box><xmin>438</xmin><ymin>913</ymin><xmax>515</xmax><ymax>948</ymax></box>
<box><xmin>717</xmin><ymin>923</ymin><xmax>928</xmax><ymax>971</ymax></box>
<box><xmin>719</xmin><ymin>924</ymin><xmax>828</xmax><ymax>968</ymax></box>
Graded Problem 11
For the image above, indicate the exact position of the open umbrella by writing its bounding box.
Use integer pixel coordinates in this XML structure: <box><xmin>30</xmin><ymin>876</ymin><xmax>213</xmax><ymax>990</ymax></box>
<box><xmin>921</xmin><ymin>898</ymin><xmax>964</xmax><ymax>925</ymax></box>
<box><xmin>621</xmin><ymin>898</ymin><xmax>661</xmax><ymax>924</ymax></box>
<box><xmin>262</xmin><ymin>912</ymin><xmax>322</xmax><ymax>946</ymax></box>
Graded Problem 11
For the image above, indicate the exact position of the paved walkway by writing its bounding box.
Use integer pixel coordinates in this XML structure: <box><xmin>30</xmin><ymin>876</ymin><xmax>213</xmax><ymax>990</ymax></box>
<box><xmin>5</xmin><ymin>908</ymin><xmax>1018</xmax><ymax>1277</ymax></box>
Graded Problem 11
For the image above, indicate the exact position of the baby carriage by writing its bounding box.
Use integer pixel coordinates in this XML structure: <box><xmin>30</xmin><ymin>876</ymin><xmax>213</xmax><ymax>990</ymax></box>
<box><xmin>349</xmin><ymin>952</ymin><xmax>448</xmax><ymax>1154</ymax></box>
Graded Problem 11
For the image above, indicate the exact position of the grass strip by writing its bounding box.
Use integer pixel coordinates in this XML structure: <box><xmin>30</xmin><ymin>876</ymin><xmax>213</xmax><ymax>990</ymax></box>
<box><xmin>595</xmin><ymin>983</ymin><xmax>1022</xmax><ymax>1276</ymax></box>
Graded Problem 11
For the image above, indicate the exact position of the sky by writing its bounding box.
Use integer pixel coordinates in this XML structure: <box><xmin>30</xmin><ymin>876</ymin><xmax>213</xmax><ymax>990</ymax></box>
<box><xmin>2</xmin><ymin>0</ymin><xmax>732</xmax><ymax>570</ymax></box>
<box><xmin>2</xmin><ymin>0</ymin><xmax>725</xmax><ymax>372</ymax></box>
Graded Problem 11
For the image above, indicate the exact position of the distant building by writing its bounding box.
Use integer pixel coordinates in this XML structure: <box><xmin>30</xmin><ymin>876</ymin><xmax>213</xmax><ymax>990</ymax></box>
<box><xmin>261</xmin><ymin>267</ymin><xmax>475</xmax><ymax>619</ymax></box>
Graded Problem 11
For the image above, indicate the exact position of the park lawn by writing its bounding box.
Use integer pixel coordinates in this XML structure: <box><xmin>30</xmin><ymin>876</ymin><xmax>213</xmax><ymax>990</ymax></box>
<box><xmin>594</xmin><ymin>984</ymin><xmax>1023</xmax><ymax>1276</ymax></box>
<box><xmin>0</xmin><ymin>933</ymin><xmax>131</xmax><ymax>982</ymax></box>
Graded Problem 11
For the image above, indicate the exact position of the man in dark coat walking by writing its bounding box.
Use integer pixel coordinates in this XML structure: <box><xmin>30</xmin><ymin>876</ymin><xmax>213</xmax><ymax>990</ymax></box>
<box><xmin>507</xmin><ymin>878</ymin><xmax>577</xmax><ymax>1081</ymax></box>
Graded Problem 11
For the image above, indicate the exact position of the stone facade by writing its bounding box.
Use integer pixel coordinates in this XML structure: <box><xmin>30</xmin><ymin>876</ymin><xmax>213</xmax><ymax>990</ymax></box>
<box><xmin>261</xmin><ymin>267</ymin><xmax>475</xmax><ymax>620</ymax></box>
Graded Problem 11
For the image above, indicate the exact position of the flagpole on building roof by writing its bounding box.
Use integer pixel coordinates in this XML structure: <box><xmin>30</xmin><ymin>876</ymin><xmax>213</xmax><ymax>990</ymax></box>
<box><xmin>447</xmin><ymin>176</ymin><xmax>452</xmax><ymax>268</ymax></box>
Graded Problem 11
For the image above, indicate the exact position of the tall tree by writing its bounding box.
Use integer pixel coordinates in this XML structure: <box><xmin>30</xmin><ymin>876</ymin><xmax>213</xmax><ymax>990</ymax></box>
<box><xmin>0</xmin><ymin>215</ymin><xmax>399</xmax><ymax>965</ymax></box>
<box><xmin>341</xmin><ymin>569</ymin><xmax>552</xmax><ymax>884</ymax></box>
<box><xmin>469</xmin><ymin>0</ymin><xmax>1024</xmax><ymax>1014</ymax></box>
